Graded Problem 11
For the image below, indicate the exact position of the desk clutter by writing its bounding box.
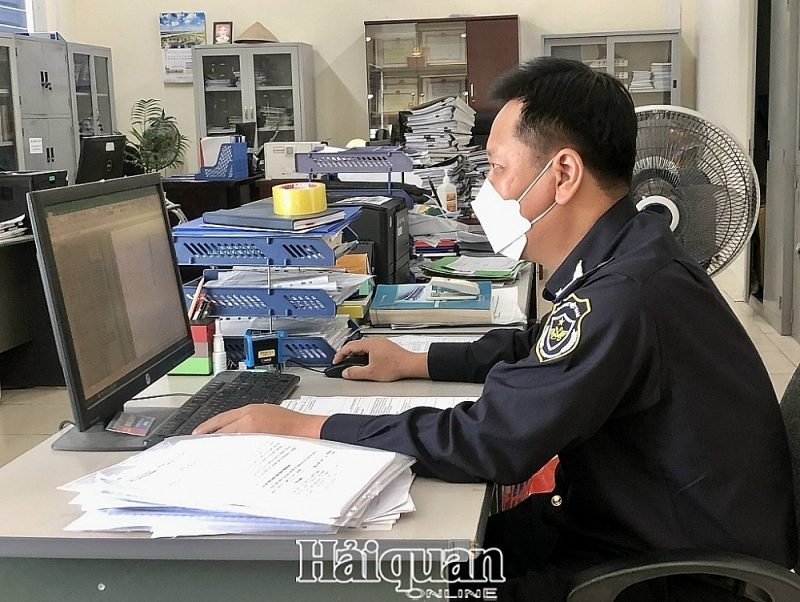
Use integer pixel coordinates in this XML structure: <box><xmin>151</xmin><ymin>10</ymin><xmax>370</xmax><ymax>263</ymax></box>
<box><xmin>60</xmin><ymin>434</ymin><xmax>416</xmax><ymax>538</ymax></box>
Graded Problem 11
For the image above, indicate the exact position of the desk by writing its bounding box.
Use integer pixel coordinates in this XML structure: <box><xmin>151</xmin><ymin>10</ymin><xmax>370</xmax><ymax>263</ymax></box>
<box><xmin>0</xmin><ymin>236</ymin><xmax>64</xmax><ymax>388</ymax></box>
<box><xmin>0</xmin><ymin>371</ymin><xmax>490</xmax><ymax>601</ymax></box>
<box><xmin>162</xmin><ymin>175</ymin><xmax>263</xmax><ymax>222</ymax></box>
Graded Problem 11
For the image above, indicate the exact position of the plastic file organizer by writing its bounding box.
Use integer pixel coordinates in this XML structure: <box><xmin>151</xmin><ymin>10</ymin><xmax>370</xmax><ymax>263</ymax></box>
<box><xmin>172</xmin><ymin>208</ymin><xmax>363</xmax><ymax>366</ymax></box>
<box><xmin>196</xmin><ymin>142</ymin><xmax>249</xmax><ymax>181</ymax></box>
<box><xmin>294</xmin><ymin>147</ymin><xmax>413</xmax><ymax>196</ymax></box>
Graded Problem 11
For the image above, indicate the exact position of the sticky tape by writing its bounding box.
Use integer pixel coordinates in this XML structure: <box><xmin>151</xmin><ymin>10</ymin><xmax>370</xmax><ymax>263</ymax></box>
<box><xmin>272</xmin><ymin>182</ymin><xmax>327</xmax><ymax>216</ymax></box>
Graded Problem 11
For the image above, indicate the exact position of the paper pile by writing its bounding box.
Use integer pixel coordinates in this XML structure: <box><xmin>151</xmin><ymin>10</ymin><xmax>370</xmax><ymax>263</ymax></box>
<box><xmin>61</xmin><ymin>435</ymin><xmax>415</xmax><ymax>538</ymax></box>
<box><xmin>0</xmin><ymin>215</ymin><xmax>27</xmax><ymax>241</ymax></box>
<box><xmin>404</xmin><ymin>96</ymin><xmax>476</xmax><ymax>163</ymax></box>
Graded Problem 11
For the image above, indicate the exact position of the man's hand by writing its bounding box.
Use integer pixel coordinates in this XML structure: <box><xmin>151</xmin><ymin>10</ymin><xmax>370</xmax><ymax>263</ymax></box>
<box><xmin>192</xmin><ymin>404</ymin><xmax>327</xmax><ymax>438</ymax></box>
<box><xmin>332</xmin><ymin>338</ymin><xmax>429</xmax><ymax>382</ymax></box>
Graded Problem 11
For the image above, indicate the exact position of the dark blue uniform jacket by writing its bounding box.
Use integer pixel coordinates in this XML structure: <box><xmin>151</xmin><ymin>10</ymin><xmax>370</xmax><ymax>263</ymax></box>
<box><xmin>321</xmin><ymin>196</ymin><xmax>798</xmax><ymax>568</ymax></box>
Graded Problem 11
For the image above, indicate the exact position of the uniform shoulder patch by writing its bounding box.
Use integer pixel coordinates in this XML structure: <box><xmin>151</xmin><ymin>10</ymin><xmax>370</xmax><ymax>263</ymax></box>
<box><xmin>536</xmin><ymin>293</ymin><xmax>592</xmax><ymax>363</ymax></box>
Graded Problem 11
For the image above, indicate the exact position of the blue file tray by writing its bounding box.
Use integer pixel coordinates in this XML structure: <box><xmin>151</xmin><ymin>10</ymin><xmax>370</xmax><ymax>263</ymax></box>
<box><xmin>294</xmin><ymin>147</ymin><xmax>414</xmax><ymax>174</ymax></box>
<box><xmin>223</xmin><ymin>328</ymin><xmax>359</xmax><ymax>366</ymax></box>
<box><xmin>183</xmin><ymin>271</ymin><xmax>337</xmax><ymax>318</ymax></box>
<box><xmin>196</xmin><ymin>142</ymin><xmax>249</xmax><ymax>180</ymax></box>
<box><xmin>172</xmin><ymin>207</ymin><xmax>361</xmax><ymax>267</ymax></box>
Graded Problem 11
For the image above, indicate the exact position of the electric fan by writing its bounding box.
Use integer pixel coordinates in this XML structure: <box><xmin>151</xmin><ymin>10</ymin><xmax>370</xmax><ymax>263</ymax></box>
<box><xmin>632</xmin><ymin>105</ymin><xmax>760</xmax><ymax>276</ymax></box>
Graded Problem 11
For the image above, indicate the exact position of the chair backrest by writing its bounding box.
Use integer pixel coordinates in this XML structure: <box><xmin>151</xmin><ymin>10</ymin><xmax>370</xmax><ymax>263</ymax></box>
<box><xmin>779</xmin><ymin>364</ymin><xmax>800</xmax><ymax>571</ymax></box>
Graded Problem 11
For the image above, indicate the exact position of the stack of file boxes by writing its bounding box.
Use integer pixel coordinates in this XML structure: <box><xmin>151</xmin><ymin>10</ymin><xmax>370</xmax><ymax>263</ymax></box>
<box><xmin>171</xmin><ymin>207</ymin><xmax>362</xmax><ymax>367</ymax></box>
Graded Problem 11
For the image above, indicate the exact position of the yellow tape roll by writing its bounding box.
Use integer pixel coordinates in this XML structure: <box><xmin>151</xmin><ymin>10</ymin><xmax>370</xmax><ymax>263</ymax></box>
<box><xmin>272</xmin><ymin>182</ymin><xmax>327</xmax><ymax>216</ymax></box>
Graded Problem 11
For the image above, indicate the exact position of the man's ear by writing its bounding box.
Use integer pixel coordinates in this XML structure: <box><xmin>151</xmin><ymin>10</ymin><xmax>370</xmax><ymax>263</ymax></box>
<box><xmin>552</xmin><ymin>148</ymin><xmax>584</xmax><ymax>206</ymax></box>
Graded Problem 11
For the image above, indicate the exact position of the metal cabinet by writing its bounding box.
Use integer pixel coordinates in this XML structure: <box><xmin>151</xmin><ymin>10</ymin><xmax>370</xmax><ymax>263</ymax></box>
<box><xmin>0</xmin><ymin>35</ymin><xmax>19</xmax><ymax>171</ymax></box>
<box><xmin>67</xmin><ymin>43</ymin><xmax>117</xmax><ymax>163</ymax></box>
<box><xmin>15</xmin><ymin>36</ymin><xmax>72</xmax><ymax>118</ymax></box>
<box><xmin>543</xmin><ymin>29</ymin><xmax>682</xmax><ymax>107</ymax></box>
<box><xmin>193</xmin><ymin>42</ymin><xmax>316</xmax><ymax>149</ymax></box>
<box><xmin>15</xmin><ymin>36</ymin><xmax>77</xmax><ymax>179</ymax></box>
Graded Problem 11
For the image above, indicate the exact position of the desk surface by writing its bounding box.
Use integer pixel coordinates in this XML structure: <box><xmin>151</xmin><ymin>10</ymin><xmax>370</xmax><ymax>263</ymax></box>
<box><xmin>0</xmin><ymin>371</ymin><xmax>490</xmax><ymax>561</ymax></box>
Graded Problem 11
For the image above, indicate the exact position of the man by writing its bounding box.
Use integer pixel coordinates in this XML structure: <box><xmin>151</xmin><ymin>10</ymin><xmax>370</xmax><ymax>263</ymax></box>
<box><xmin>196</xmin><ymin>58</ymin><xmax>798</xmax><ymax>600</ymax></box>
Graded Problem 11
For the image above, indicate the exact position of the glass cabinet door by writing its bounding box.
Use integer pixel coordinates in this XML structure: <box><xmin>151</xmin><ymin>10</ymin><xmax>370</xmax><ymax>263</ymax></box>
<box><xmin>252</xmin><ymin>52</ymin><xmax>296</xmax><ymax>143</ymax></box>
<box><xmin>72</xmin><ymin>53</ymin><xmax>96</xmax><ymax>137</ymax></box>
<box><xmin>611</xmin><ymin>39</ymin><xmax>674</xmax><ymax>106</ymax></box>
<box><xmin>94</xmin><ymin>55</ymin><xmax>112</xmax><ymax>135</ymax></box>
<box><xmin>0</xmin><ymin>45</ymin><xmax>17</xmax><ymax>170</ymax></box>
<box><xmin>201</xmin><ymin>54</ymin><xmax>243</xmax><ymax>134</ymax></box>
<box><xmin>547</xmin><ymin>39</ymin><xmax>610</xmax><ymax>74</ymax></box>
<box><xmin>366</xmin><ymin>21</ymin><xmax>467</xmax><ymax>132</ymax></box>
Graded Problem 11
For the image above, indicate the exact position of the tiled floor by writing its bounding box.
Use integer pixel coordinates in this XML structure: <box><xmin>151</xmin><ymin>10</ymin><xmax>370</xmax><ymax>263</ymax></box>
<box><xmin>1</xmin><ymin>278</ymin><xmax>799</xmax><ymax>469</ymax></box>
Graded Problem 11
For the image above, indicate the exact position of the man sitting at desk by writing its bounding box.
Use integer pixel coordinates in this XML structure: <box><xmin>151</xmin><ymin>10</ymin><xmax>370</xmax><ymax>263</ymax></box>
<box><xmin>195</xmin><ymin>58</ymin><xmax>798</xmax><ymax>601</ymax></box>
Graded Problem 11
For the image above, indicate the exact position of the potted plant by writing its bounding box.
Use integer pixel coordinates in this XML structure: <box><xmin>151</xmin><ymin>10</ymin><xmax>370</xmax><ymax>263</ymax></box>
<box><xmin>126</xmin><ymin>99</ymin><xmax>190</xmax><ymax>174</ymax></box>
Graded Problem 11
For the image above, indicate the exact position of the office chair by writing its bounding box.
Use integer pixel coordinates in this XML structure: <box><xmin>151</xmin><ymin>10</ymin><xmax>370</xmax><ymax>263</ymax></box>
<box><xmin>564</xmin><ymin>366</ymin><xmax>800</xmax><ymax>602</ymax></box>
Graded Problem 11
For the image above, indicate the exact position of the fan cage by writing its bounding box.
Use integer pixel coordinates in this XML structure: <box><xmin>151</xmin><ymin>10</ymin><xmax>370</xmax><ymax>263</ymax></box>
<box><xmin>634</xmin><ymin>105</ymin><xmax>759</xmax><ymax>276</ymax></box>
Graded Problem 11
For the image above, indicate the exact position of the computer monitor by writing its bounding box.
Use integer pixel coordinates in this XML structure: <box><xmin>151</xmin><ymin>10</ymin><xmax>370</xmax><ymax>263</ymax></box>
<box><xmin>234</xmin><ymin>122</ymin><xmax>257</xmax><ymax>149</ymax></box>
<box><xmin>74</xmin><ymin>134</ymin><xmax>127</xmax><ymax>185</ymax></box>
<box><xmin>27</xmin><ymin>173</ymin><xmax>194</xmax><ymax>451</ymax></box>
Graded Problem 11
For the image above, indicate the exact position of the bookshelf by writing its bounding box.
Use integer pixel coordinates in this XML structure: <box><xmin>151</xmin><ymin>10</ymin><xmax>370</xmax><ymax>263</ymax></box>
<box><xmin>365</xmin><ymin>16</ymin><xmax>519</xmax><ymax>132</ymax></box>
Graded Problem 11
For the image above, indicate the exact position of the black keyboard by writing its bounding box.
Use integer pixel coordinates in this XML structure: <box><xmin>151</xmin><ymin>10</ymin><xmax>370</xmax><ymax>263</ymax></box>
<box><xmin>148</xmin><ymin>370</ymin><xmax>300</xmax><ymax>442</ymax></box>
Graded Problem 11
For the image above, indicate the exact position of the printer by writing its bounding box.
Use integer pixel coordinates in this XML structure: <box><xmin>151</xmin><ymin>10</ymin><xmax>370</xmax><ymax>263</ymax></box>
<box><xmin>264</xmin><ymin>141</ymin><xmax>322</xmax><ymax>179</ymax></box>
<box><xmin>329</xmin><ymin>194</ymin><xmax>410</xmax><ymax>284</ymax></box>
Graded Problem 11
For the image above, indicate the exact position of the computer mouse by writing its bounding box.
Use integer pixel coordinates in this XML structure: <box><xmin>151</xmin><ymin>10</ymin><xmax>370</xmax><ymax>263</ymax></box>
<box><xmin>324</xmin><ymin>354</ymin><xmax>370</xmax><ymax>378</ymax></box>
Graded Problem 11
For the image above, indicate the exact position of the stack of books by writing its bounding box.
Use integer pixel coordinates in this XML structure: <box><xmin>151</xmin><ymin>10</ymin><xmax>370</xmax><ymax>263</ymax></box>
<box><xmin>61</xmin><ymin>435</ymin><xmax>416</xmax><ymax>537</ymax></box>
<box><xmin>651</xmin><ymin>63</ymin><xmax>672</xmax><ymax>91</ymax></box>
<box><xmin>369</xmin><ymin>281</ymin><xmax>493</xmax><ymax>326</ymax></box>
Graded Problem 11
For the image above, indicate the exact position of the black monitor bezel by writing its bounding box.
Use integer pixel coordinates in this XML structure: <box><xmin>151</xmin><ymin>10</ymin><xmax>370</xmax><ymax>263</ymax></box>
<box><xmin>27</xmin><ymin>173</ymin><xmax>194</xmax><ymax>432</ymax></box>
<box><xmin>75</xmin><ymin>134</ymin><xmax>127</xmax><ymax>185</ymax></box>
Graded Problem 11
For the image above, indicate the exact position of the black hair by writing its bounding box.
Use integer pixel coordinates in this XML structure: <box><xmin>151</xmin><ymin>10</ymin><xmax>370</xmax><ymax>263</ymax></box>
<box><xmin>491</xmin><ymin>57</ymin><xmax>637</xmax><ymax>189</ymax></box>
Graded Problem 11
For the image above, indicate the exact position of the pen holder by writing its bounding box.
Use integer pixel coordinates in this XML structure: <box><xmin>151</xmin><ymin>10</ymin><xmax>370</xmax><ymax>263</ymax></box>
<box><xmin>169</xmin><ymin>318</ymin><xmax>216</xmax><ymax>375</ymax></box>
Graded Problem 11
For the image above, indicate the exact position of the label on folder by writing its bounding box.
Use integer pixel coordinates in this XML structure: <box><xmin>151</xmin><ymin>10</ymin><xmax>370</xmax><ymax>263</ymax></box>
<box><xmin>106</xmin><ymin>412</ymin><xmax>156</xmax><ymax>437</ymax></box>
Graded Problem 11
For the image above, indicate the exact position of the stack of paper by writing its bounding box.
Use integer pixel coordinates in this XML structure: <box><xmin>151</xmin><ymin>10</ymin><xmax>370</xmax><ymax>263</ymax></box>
<box><xmin>204</xmin><ymin>268</ymin><xmax>372</xmax><ymax>305</ymax></box>
<box><xmin>199</xmin><ymin>134</ymin><xmax>243</xmax><ymax>167</ymax></box>
<box><xmin>629</xmin><ymin>70</ymin><xmax>654</xmax><ymax>91</ymax></box>
<box><xmin>61</xmin><ymin>435</ymin><xmax>415</xmax><ymax>538</ymax></box>
<box><xmin>0</xmin><ymin>215</ymin><xmax>27</xmax><ymax>241</ymax></box>
<box><xmin>465</xmin><ymin>148</ymin><xmax>489</xmax><ymax>203</ymax></box>
<box><xmin>404</xmin><ymin>96</ymin><xmax>476</xmax><ymax>163</ymax></box>
<box><xmin>420</xmin><ymin>255</ymin><xmax>527</xmax><ymax>281</ymax></box>
<box><xmin>651</xmin><ymin>63</ymin><xmax>671</xmax><ymax>91</ymax></box>
<box><xmin>387</xmin><ymin>334</ymin><xmax>482</xmax><ymax>352</ymax></box>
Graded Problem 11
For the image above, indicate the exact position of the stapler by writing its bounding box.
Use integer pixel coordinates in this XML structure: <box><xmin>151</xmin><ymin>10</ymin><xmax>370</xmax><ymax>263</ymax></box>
<box><xmin>427</xmin><ymin>277</ymin><xmax>480</xmax><ymax>300</ymax></box>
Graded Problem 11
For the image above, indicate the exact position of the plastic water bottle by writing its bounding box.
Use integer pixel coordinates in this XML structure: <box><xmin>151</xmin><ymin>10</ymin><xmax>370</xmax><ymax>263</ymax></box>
<box><xmin>212</xmin><ymin>320</ymin><xmax>227</xmax><ymax>375</ymax></box>
<box><xmin>437</xmin><ymin>174</ymin><xmax>457</xmax><ymax>213</ymax></box>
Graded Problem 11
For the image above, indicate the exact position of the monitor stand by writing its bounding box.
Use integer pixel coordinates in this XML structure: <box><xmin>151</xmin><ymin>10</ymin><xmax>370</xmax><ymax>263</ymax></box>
<box><xmin>51</xmin><ymin>407</ymin><xmax>177</xmax><ymax>452</ymax></box>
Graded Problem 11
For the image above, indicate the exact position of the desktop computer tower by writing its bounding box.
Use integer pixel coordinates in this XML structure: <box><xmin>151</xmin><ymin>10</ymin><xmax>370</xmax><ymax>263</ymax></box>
<box><xmin>0</xmin><ymin>170</ymin><xmax>68</xmax><ymax>388</ymax></box>
<box><xmin>0</xmin><ymin>171</ymin><xmax>68</xmax><ymax>223</ymax></box>
<box><xmin>330</xmin><ymin>195</ymin><xmax>411</xmax><ymax>284</ymax></box>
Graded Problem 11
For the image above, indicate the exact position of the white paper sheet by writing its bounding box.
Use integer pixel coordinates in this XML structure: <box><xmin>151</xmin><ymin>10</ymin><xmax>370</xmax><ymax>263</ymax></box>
<box><xmin>281</xmin><ymin>395</ymin><xmax>478</xmax><ymax>416</ymax></box>
<box><xmin>60</xmin><ymin>435</ymin><xmax>413</xmax><ymax>527</ymax></box>
<box><xmin>388</xmin><ymin>334</ymin><xmax>482</xmax><ymax>353</ymax></box>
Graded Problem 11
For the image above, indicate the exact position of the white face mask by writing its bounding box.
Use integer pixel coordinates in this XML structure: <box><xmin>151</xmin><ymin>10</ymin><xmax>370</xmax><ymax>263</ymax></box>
<box><xmin>471</xmin><ymin>157</ymin><xmax>557</xmax><ymax>260</ymax></box>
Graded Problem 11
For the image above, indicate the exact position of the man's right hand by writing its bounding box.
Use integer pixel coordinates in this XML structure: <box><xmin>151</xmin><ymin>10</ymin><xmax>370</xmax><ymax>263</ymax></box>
<box><xmin>332</xmin><ymin>338</ymin><xmax>430</xmax><ymax>382</ymax></box>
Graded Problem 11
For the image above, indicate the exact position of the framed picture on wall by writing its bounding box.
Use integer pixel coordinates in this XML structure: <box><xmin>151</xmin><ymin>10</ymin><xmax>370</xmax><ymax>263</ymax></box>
<box><xmin>213</xmin><ymin>21</ymin><xmax>233</xmax><ymax>44</ymax></box>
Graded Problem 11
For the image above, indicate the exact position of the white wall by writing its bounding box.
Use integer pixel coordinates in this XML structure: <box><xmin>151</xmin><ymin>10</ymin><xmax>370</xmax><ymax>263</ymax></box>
<box><xmin>695</xmin><ymin>0</ymin><xmax>757</xmax><ymax>301</ymax></box>
<box><xmin>42</xmin><ymin>0</ymin><xmax>677</xmax><ymax>172</ymax></box>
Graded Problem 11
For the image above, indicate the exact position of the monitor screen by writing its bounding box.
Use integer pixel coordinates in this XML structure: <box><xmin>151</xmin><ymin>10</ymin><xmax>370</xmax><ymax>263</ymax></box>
<box><xmin>75</xmin><ymin>134</ymin><xmax>127</xmax><ymax>184</ymax></box>
<box><xmin>27</xmin><ymin>174</ymin><xmax>193</xmax><ymax>434</ymax></box>
<box><xmin>235</xmin><ymin>122</ymin><xmax>257</xmax><ymax>148</ymax></box>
